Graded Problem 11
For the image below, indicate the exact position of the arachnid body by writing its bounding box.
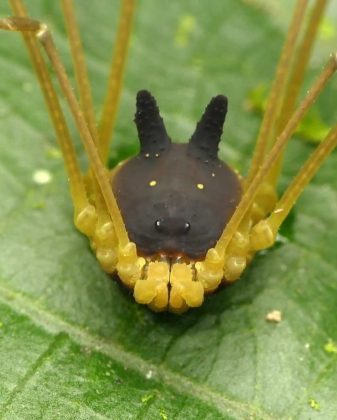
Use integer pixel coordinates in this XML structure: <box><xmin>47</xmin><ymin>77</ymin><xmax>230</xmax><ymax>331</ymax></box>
<box><xmin>0</xmin><ymin>0</ymin><xmax>336</xmax><ymax>314</ymax></box>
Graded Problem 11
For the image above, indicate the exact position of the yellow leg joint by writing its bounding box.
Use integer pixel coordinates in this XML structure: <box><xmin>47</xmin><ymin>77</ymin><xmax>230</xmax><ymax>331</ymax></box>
<box><xmin>224</xmin><ymin>256</ymin><xmax>247</xmax><ymax>282</ymax></box>
<box><xmin>250</xmin><ymin>220</ymin><xmax>276</xmax><ymax>251</ymax></box>
<box><xmin>116</xmin><ymin>242</ymin><xmax>145</xmax><ymax>288</ymax></box>
<box><xmin>169</xmin><ymin>263</ymin><xmax>204</xmax><ymax>313</ymax></box>
<box><xmin>74</xmin><ymin>204</ymin><xmax>97</xmax><ymax>237</ymax></box>
<box><xmin>93</xmin><ymin>221</ymin><xmax>119</xmax><ymax>273</ymax></box>
<box><xmin>96</xmin><ymin>248</ymin><xmax>118</xmax><ymax>273</ymax></box>
<box><xmin>226</xmin><ymin>231</ymin><xmax>250</xmax><ymax>256</ymax></box>
<box><xmin>195</xmin><ymin>248</ymin><xmax>224</xmax><ymax>293</ymax></box>
<box><xmin>134</xmin><ymin>261</ymin><xmax>169</xmax><ymax>311</ymax></box>
<box><xmin>94</xmin><ymin>221</ymin><xmax>117</xmax><ymax>248</ymax></box>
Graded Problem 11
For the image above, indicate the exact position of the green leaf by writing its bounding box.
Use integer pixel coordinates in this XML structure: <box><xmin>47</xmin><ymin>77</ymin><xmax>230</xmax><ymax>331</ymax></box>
<box><xmin>0</xmin><ymin>1</ymin><xmax>337</xmax><ymax>418</ymax></box>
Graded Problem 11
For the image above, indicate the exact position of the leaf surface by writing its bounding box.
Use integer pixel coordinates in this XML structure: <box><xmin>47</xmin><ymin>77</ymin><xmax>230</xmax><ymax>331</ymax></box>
<box><xmin>0</xmin><ymin>1</ymin><xmax>337</xmax><ymax>419</ymax></box>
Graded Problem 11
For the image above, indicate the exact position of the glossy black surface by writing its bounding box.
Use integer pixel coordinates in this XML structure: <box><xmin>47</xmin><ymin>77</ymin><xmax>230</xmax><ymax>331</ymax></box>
<box><xmin>112</xmin><ymin>91</ymin><xmax>242</xmax><ymax>259</ymax></box>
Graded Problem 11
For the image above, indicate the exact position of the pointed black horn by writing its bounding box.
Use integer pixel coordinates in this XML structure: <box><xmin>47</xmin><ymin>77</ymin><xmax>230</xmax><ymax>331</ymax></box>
<box><xmin>188</xmin><ymin>95</ymin><xmax>228</xmax><ymax>159</ymax></box>
<box><xmin>134</xmin><ymin>90</ymin><xmax>171</xmax><ymax>154</ymax></box>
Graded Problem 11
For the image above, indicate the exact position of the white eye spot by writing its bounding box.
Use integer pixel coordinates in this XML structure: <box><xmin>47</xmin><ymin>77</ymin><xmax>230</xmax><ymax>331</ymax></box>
<box><xmin>32</xmin><ymin>169</ymin><xmax>52</xmax><ymax>185</ymax></box>
<box><xmin>149</xmin><ymin>180</ymin><xmax>157</xmax><ymax>187</ymax></box>
<box><xmin>197</xmin><ymin>183</ymin><xmax>204</xmax><ymax>190</ymax></box>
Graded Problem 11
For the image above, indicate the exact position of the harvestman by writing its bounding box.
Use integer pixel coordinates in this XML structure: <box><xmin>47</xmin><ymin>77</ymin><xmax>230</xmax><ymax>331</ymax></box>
<box><xmin>0</xmin><ymin>0</ymin><xmax>336</xmax><ymax>313</ymax></box>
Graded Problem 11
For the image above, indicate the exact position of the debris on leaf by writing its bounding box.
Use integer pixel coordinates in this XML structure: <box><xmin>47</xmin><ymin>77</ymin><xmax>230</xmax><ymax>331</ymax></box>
<box><xmin>245</xmin><ymin>83</ymin><xmax>268</xmax><ymax>113</ymax></box>
<box><xmin>160</xmin><ymin>410</ymin><xmax>168</xmax><ymax>420</ymax></box>
<box><xmin>265</xmin><ymin>309</ymin><xmax>282</xmax><ymax>323</ymax></box>
<box><xmin>32</xmin><ymin>169</ymin><xmax>52</xmax><ymax>185</ymax></box>
<box><xmin>308</xmin><ymin>398</ymin><xmax>320</xmax><ymax>411</ymax></box>
<box><xmin>141</xmin><ymin>394</ymin><xmax>155</xmax><ymax>404</ymax></box>
<box><xmin>175</xmin><ymin>15</ymin><xmax>196</xmax><ymax>48</ymax></box>
<box><xmin>296</xmin><ymin>110</ymin><xmax>330</xmax><ymax>144</ymax></box>
<box><xmin>246</xmin><ymin>85</ymin><xmax>331</xmax><ymax>143</ymax></box>
<box><xmin>46</xmin><ymin>146</ymin><xmax>62</xmax><ymax>160</ymax></box>
<box><xmin>319</xmin><ymin>17</ymin><xmax>336</xmax><ymax>41</ymax></box>
<box><xmin>324</xmin><ymin>340</ymin><xmax>337</xmax><ymax>355</ymax></box>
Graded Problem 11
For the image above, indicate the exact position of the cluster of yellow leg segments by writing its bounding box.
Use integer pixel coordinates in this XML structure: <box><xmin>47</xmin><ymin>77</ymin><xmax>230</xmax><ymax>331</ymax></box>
<box><xmin>2</xmin><ymin>0</ymin><xmax>337</xmax><ymax>313</ymax></box>
<box><xmin>81</xmin><ymin>179</ymin><xmax>278</xmax><ymax>314</ymax></box>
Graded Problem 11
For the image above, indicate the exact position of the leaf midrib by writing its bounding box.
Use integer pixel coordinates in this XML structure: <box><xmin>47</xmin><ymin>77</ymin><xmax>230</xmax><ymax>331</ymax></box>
<box><xmin>0</xmin><ymin>280</ymin><xmax>276</xmax><ymax>420</ymax></box>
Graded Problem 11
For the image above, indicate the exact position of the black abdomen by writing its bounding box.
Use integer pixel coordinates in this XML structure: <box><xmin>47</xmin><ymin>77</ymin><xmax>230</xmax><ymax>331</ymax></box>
<box><xmin>111</xmin><ymin>91</ymin><xmax>242</xmax><ymax>259</ymax></box>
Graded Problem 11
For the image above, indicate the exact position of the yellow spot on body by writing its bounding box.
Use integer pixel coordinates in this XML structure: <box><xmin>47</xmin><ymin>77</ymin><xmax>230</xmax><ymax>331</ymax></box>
<box><xmin>149</xmin><ymin>180</ymin><xmax>157</xmax><ymax>187</ymax></box>
<box><xmin>175</xmin><ymin>15</ymin><xmax>196</xmax><ymax>48</ymax></box>
<box><xmin>32</xmin><ymin>169</ymin><xmax>52</xmax><ymax>185</ymax></box>
<box><xmin>197</xmin><ymin>183</ymin><xmax>204</xmax><ymax>190</ymax></box>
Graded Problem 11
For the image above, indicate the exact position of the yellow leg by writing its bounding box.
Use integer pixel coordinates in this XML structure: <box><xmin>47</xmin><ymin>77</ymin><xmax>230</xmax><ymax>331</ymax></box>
<box><xmin>60</xmin><ymin>0</ymin><xmax>120</xmax><ymax>266</ymax></box>
<box><xmin>92</xmin><ymin>180</ymin><xmax>118</xmax><ymax>273</ymax></box>
<box><xmin>213</xmin><ymin>55</ymin><xmax>337</xmax><ymax>259</ymax></box>
<box><xmin>38</xmin><ymin>22</ymin><xmax>130</xmax><ymax>247</ymax></box>
<box><xmin>274</xmin><ymin>0</ymin><xmax>328</xmax><ymax>139</ymax></box>
<box><xmin>246</xmin><ymin>0</ymin><xmax>309</xmax><ymax>185</ymax></box>
<box><xmin>9</xmin><ymin>0</ymin><xmax>96</xmax><ymax>237</ymax></box>
<box><xmin>266</xmin><ymin>0</ymin><xmax>328</xmax><ymax>188</ymax></box>
<box><xmin>233</xmin><ymin>0</ymin><xmax>328</xmax><ymax>270</ymax></box>
<box><xmin>134</xmin><ymin>261</ymin><xmax>170</xmax><ymax>311</ymax></box>
<box><xmin>60</xmin><ymin>0</ymin><xmax>98</xmax><ymax>142</ymax></box>
<box><xmin>98</xmin><ymin>0</ymin><xmax>136</xmax><ymax>162</ymax></box>
<box><xmin>0</xmin><ymin>14</ymin><xmax>129</xmax><ymax>245</ymax></box>
<box><xmin>250</xmin><ymin>122</ymin><xmax>337</xmax><ymax>250</ymax></box>
<box><xmin>247</xmin><ymin>1</ymin><xmax>327</xmax><ymax>222</ymax></box>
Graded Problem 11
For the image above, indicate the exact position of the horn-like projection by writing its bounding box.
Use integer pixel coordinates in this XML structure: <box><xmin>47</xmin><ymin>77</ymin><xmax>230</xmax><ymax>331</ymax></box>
<box><xmin>134</xmin><ymin>90</ymin><xmax>171</xmax><ymax>154</ymax></box>
<box><xmin>188</xmin><ymin>95</ymin><xmax>228</xmax><ymax>159</ymax></box>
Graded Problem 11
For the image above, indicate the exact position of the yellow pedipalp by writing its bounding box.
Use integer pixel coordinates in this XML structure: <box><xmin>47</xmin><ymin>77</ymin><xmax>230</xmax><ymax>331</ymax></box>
<box><xmin>134</xmin><ymin>261</ymin><xmax>170</xmax><ymax>311</ymax></box>
<box><xmin>169</xmin><ymin>263</ymin><xmax>204</xmax><ymax>313</ymax></box>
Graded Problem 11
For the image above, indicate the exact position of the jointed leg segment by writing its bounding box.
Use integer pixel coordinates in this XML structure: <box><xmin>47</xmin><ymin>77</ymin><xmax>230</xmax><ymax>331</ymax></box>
<box><xmin>251</xmin><ymin>120</ymin><xmax>337</xmax><ymax>251</ymax></box>
<box><xmin>98</xmin><ymin>0</ymin><xmax>136</xmax><ymax>162</ymax></box>
<box><xmin>196</xmin><ymin>0</ymin><xmax>336</xmax><ymax>288</ymax></box>
<box><xmin>2</xmin><ymin>2</ymin><xmax>141</xmax><ymax>281</ymax></box>
<box><xmin>8</xmin><ymin>0</ymin><xmax>96</xmax><ymax>237</ymax></box>
<box><xmin>215</xmin><ymin>55</ymin><xmax>337</xmax><ymax>256</ymax></box>
<box><xmin>61</xmin><ymin>0</ymin><xmax>98</xmax><ymax>143</ymax></box>
<box><xmin>246</xmin><ymin>0</ymin><xmax>309</xmax><ymax>185</ymax></box>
